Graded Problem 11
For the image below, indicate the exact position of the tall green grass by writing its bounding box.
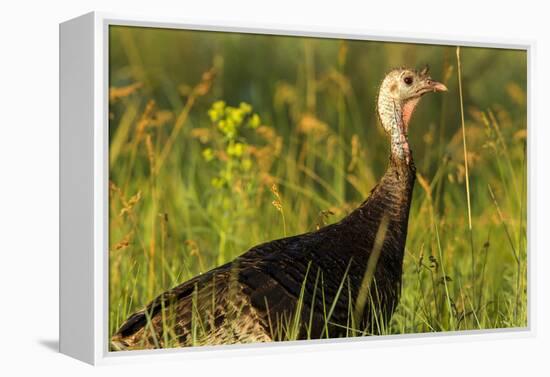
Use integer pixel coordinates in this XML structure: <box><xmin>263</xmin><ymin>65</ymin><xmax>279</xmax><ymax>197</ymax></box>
<box><xmin>108</xmin><ymin>26</ymin><xmax>527</xmax><ymax>347</ymax></box>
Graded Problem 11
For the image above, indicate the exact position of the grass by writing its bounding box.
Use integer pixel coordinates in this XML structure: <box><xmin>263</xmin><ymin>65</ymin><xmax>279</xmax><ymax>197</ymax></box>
<box><xmin>108</xmin><ymin>26</ymin><xmax>528</xmax><ymax>348</ymax></box>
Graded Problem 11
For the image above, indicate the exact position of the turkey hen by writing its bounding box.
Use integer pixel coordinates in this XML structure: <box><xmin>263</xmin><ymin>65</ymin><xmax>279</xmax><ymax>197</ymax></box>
<box><xmin>111</xmin><ymin>66</ymin><xmax>447</xmax><ymax>350</ymax></box>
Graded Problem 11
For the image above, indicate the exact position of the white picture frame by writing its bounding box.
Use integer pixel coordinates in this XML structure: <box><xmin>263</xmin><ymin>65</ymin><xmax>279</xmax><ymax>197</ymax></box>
<box><xmin>59</xmin><ymin>11</ymin><xmax>535</xmax><ymax>365</ymax></box>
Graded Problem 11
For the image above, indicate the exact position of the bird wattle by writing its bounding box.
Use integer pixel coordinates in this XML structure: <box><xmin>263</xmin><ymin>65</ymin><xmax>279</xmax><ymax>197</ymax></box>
<box><xmin>401</xmin><ymin>97</ymin><xmax>421</xmax><ymax>134</ymax></box>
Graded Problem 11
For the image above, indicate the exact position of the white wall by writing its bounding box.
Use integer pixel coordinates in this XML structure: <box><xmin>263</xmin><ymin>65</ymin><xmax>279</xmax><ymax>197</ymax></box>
<box><xmin>0</xmin><ymin>0</ymin><xmax>548</xmax><ymax>375</ymax></box>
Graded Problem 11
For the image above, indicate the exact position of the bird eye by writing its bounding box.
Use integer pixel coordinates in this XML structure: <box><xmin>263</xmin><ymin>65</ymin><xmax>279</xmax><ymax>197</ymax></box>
<box><xmin>404</xmin><ymin>76</ymin><xmax>413</xmax><ymax>85</ymax></box>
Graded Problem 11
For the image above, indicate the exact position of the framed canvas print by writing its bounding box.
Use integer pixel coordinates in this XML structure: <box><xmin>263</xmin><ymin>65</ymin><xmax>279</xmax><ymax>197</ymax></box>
<box><xmin>60</xmin><ymin>12</ymin><xmax>532</xmax><ymax>365</ymax></box>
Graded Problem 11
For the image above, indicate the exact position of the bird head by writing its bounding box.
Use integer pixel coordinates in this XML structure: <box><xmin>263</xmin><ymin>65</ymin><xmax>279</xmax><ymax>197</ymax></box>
<box><xmin>381</xmin><ymin>66</ymin><xmax>447</xmax><ymax>103</ymax></box>
<box><xmin>377</xmin><ymin>66</ymin><xmax>447</xmax><ymax>162</ymax></box>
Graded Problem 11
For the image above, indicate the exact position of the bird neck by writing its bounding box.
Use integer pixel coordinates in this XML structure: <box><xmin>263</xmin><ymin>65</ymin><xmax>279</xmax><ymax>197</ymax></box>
<box><xmin>377</xmin><ymin>93</ymin><xmax>420</xmax><ymax>165</ymax></box>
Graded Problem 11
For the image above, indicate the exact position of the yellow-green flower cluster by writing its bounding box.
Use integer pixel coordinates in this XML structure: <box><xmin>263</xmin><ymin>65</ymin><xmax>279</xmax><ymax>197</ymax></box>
<box><xmin>227</xmin><ymin>141</ymin><xmax>244</xmax><ymax>157</ymax></box>
<box><xmin>202</xmin><ymin>100</ymin><xmax>263</xmax><ymax>189</ymax></box>
<box><xmin>207</xmin><ymin>100</ymin><xmax>261</xmax><ymax>140</ymax></box>
<box><xmin>249</xmin><ymin>113</ymin><xmax>260</xmax><ymax>129</ymax></box>
<box><xmin>207</xmin><ymin>100</ymin><xmax>226</xmax><ymax>122</ymax></box>
<box><xmin>202</xmin><ymin>148</ymin><xmax>214</xmax><ymax>162</ymax></box>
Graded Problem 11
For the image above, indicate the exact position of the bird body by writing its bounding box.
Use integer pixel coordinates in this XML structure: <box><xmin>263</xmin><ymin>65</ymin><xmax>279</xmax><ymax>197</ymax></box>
<box><xmin>111</xmin><ymin>67</ymin><xmax>447</xmax><ymax>350</ymax></box>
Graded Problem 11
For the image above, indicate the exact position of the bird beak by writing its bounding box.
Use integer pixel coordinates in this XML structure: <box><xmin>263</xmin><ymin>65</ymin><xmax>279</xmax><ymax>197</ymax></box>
<box><xmin>415</xmin><ymin>78</ymin><xmax>448</xmax><ymax>97</ymax></box>
<box><xmin>427</xmin><ymin>79</ymin><xmax>448</xmax><ymax>92</ymax></box>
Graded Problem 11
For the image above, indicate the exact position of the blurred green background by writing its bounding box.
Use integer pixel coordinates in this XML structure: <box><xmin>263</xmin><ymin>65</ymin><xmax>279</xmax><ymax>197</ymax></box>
<box><xmin>108</xmin><ymin>25</ymin><xmax>527</xmax><ymax>342</ymax></box>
